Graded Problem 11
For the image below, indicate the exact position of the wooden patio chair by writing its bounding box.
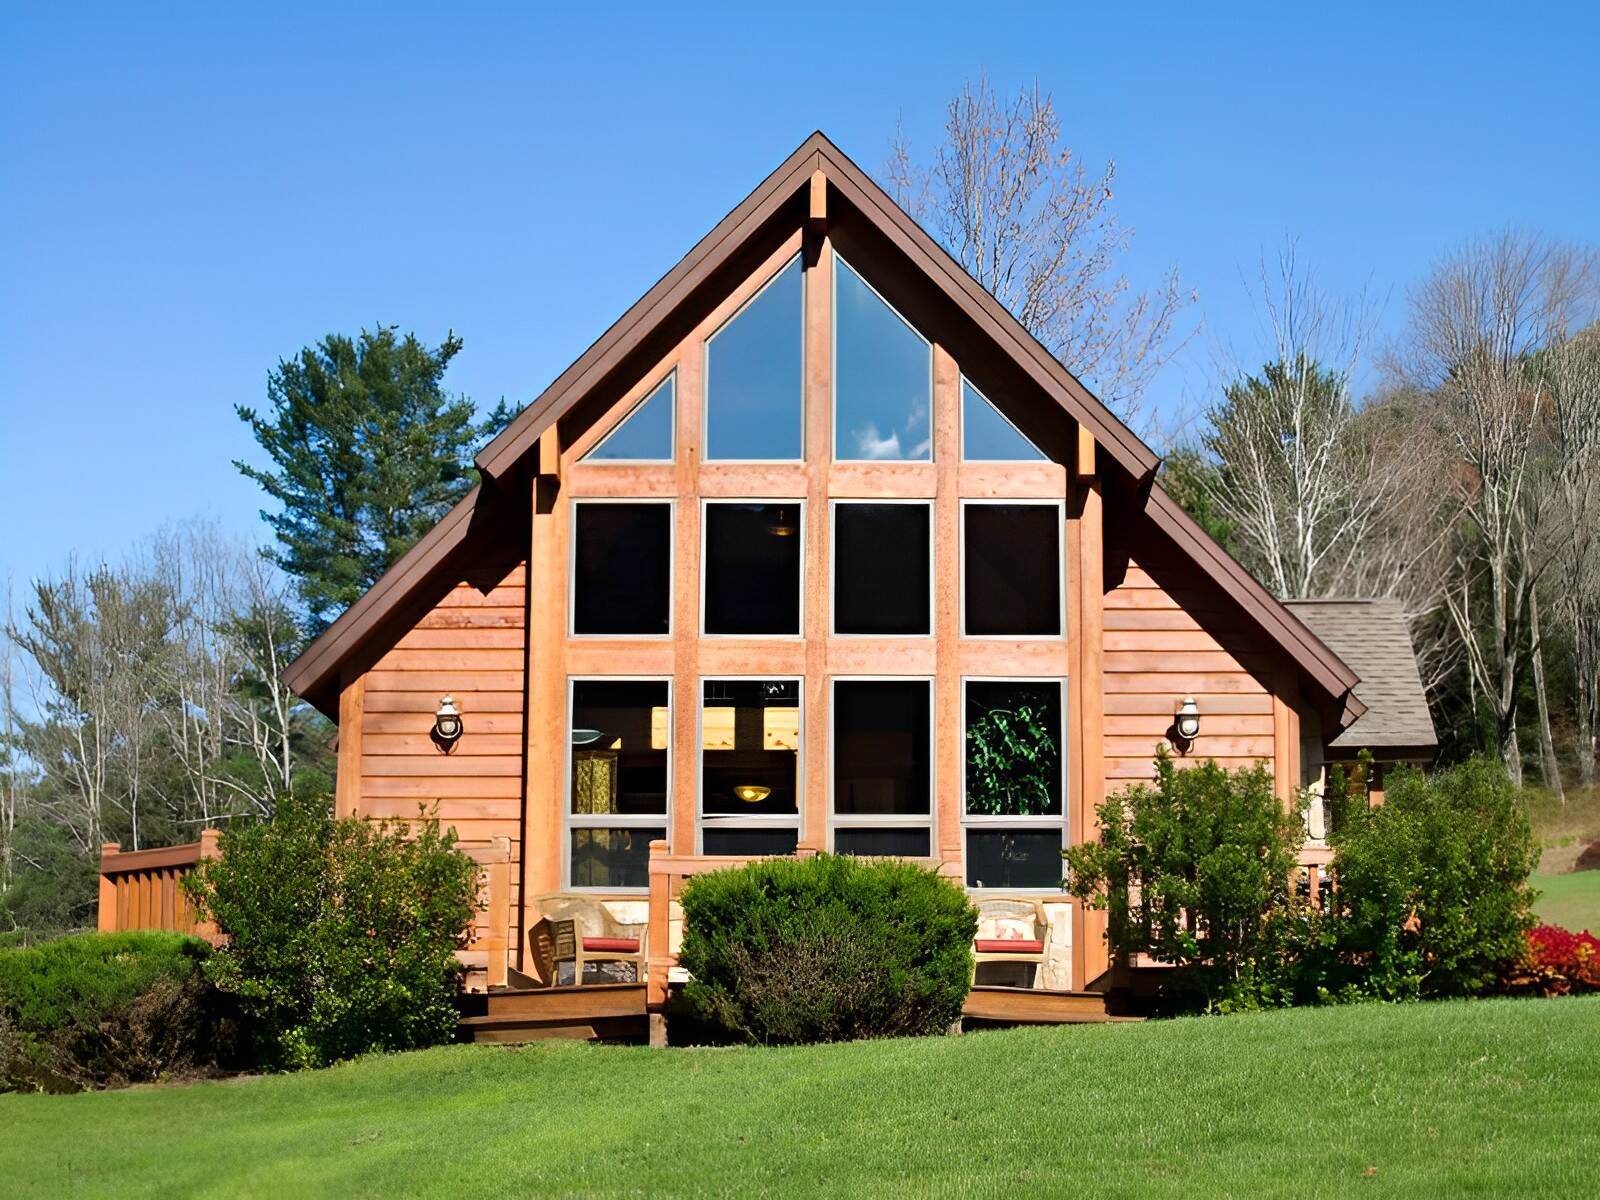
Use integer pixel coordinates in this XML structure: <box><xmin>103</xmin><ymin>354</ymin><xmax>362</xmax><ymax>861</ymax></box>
<box><xmin>527</xmin><ymin>893</ymin><xmax>649</xmax><ymax>987</ymax></box>
<box><xmin>971</xmin><ymin>897</ymin><xmax>1052</xmax><ymax>985</ymax></box>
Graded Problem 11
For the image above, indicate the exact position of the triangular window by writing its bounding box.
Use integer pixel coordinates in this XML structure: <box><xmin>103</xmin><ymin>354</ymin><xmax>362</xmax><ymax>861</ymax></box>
<box><xmin>705</xmin><ymin>257</ymin><xmax>804</xmax><ymax>460</ymax></box>
<box><xmin>834</xmin><ymin>257</ymin><xmax>932</xmax><ymax>461</ymax></box>
<box><xmin>961</xmin><ymin>379</ymin><xmax>1045</xmax><ymax>461</ymax></box>
<box><xmin>582</xmin><ymin>374</ymin><xmax>675</xmax><ymax>462</ymax></box>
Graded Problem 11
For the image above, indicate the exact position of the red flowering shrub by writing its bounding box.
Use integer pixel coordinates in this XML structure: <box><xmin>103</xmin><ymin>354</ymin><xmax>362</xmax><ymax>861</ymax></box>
<box><xmin>1506</xmin><ymin>924</ymin><xmax>1600</xmax><ymax>996</ymax></box>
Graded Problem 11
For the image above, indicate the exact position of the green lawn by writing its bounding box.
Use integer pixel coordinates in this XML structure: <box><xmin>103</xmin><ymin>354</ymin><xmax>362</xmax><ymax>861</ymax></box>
<box><xmin>1533</xmin><ymin>870</ymin><xmax>1600</xmax><ymax>933</ymax></box>
<box><xmin>3</xmin><ymin>999</ymin><xmax>1598</xmax><ymax>1198</ymax></box>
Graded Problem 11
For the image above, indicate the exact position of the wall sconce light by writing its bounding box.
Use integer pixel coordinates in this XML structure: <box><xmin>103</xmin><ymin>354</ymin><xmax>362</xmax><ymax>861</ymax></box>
<box><xmin>1173</xmin><ymin>696</ymin><xmax>1201</xmax><ymax>750</ymax></box>
<box><xmin>432</xmin><ymin>695</ymin><xmax>463</xmax><ymax>749</ymax></box>
<box><xmin>733</xmin><ymin>784</ymin><xmax>771</xmax><ymax>804</ymax></box>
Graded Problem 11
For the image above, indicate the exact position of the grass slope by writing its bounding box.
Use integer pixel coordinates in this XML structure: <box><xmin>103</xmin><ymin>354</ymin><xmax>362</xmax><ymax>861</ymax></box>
<box><xmin>1533</xmin><ymin>870</ymin><xmax>1600</xmax><ymax>933</ymax></box>
<box><xmin>3</xmin><ymin>998</ymin><xmax>1597</xmax><ymax>1198</ymax></box>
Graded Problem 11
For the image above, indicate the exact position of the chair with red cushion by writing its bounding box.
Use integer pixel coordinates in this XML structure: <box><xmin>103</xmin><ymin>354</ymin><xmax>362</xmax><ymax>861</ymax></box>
<box><xmin>527</xmin><ymin>893</ymin><xmax>650</xmax><ymax>987</ymax></box>
<box><xmin>971</xmin><ymin>898</ymin><xmax>1052</xmax><ymax>985</ymax></box>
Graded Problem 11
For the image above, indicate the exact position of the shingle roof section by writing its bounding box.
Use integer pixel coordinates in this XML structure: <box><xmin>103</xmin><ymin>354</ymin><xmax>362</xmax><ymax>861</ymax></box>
<box><xmin>1283</xmin><ymin>599</ymin><xmax>1437</xmax><ymax>752</ymax></box>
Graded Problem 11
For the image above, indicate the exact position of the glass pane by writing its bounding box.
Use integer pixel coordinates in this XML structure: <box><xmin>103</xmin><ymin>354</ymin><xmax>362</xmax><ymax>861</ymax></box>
<box><xmin>704</xmin><ymin>504</ymin><xmax>801</xmax><ymax>635</ymax></box>
<box><xmin>705</xmin><ymin>257</ymin><xmax>803</xmax><ymax>460</ymax></box>
<box><xmin>966</xmin><ymin>829</ymin><xmax>1064</xmax><ymax>890</ymax></box>
<box><xmin>835</xmin><ymin>259</ymin><xmax>932</xmax><ymax>461</ymax></box>
<box><xmin>571</xmin><ymin>680</ymin><xmax>669</xmax><ymax>815</ymax></box>
<box><xmin>572</xmin><ymin>503</ymin><xmax>671</xmax><ymax>635</ymax></box>
<box><xmin>962</xmin><ymin>379</ymin><xmax>1045</xmax><ymax>461</ymax></box>
<box><xmin>834</xmin><ymin>827</ymin><xmax>930</xmax><ymax>858</ymax></box>
<box><xmin>703</xmin><ymin>827</ymin><xmax>799</xmax><ymax>857</ymax></box>
<box><xmin>701</xmin><ymin>680</ymin><xmax>800</xmax><ymax>815</ymax></box>
<box><xmin>963</xmin><ymin>504</ymin><xmax>1062</xmax><ymax>636</ymax></box>
<box><xmin>583</xmin><ymin>374</ymin><xmax>674</xmax><ymax>461</ymax></box>
<box><xmin>965</xmin><ymin>681</ymin><xmax>1063</xmax><ymax>817</ymax></box>
<box><xmin>833</xmin><ymin>680</ymin><xmax>930</xmax><ymax>816</ymax></box>
<box><xmin>571</xmin><ymin>827</ymin><xmax>662</xmax><ymax>889</ymax></box>
<box><xmin>833</xmin><ymin>503</ymin><xmax>930</xmax><ymax>635</ymax></box>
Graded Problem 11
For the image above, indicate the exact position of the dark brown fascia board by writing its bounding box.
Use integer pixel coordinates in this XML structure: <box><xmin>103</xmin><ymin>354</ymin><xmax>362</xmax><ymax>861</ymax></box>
<box><xmin>1142</xmin><ymin>482</ymin><xmax>1366</xmax><ymax>724</ymax></box>
<box><xmin>474</xmin><ymin>131</ymin><xmax>1160</xmax><ymax>487</ymax></box>
<box><xmin>283</xmin><ymin>484</ymin><xmax>485</xmax><ymax>712</ymax></box>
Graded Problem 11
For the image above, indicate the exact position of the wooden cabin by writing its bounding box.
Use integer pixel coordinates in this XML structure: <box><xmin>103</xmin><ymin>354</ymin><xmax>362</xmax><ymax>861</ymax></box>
<box><xmin>282</xmin><ymin>132</ymin><xmax>1392</xmax><ymax>1034</ymax></box>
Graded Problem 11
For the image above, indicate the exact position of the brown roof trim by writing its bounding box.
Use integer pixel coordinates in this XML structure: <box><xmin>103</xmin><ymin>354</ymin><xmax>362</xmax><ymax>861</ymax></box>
<box><xmin>474</xmin><ymin>131</ymin><xmax>1159</xmax><ymax>487</ymax></box>
<box><xmin>282</xmin><ymin>485</ymin><xmax>484</xmax><ymax>709</ymax></box>
<box><xmin>1142</xmin><ymin>483</ymin><xmax>1367</xmax><ymax>721</ymax></box>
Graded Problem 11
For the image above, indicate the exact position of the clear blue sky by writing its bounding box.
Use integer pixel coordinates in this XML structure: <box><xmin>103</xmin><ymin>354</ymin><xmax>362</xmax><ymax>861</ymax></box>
<box><xmin>3</xmin><ymin>1</ymin><xmax>1597</xmax><ymax>593</ymax></box>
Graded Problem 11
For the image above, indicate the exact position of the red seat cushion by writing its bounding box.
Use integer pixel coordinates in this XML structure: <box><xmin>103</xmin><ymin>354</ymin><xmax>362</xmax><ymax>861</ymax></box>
<box><xmin>975</xmin><ymin>939</ymin><xmax>1044</xmax><ymax>954</ymax></box>
<box><xmin>582</xmin><ymin>936</ymin><xmax>640</xmax><ymax>954</ymax></box>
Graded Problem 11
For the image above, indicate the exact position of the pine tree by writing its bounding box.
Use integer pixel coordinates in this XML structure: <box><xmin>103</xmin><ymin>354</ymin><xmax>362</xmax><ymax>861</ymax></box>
<box><xmin>236</xmin><ymin>326</ymin><xmax>513</xmax><ymax>631</ymax></box>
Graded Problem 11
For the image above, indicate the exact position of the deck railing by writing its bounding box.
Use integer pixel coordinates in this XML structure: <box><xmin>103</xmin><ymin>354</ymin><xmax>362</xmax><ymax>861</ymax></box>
<box><xmin>96</xmin><ymin>829</ymin><xmax>514</xmax><ymax>988</ymax></box>
<box><xmin>98</xmin><ymin>830</ymin><xmax>220</xmax><ymax>941</ymax></box>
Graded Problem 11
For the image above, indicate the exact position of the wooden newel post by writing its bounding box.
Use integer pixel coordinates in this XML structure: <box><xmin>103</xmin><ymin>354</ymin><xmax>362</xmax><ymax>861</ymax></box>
<box><xmin>646</xmin><ymin>839</ymin><xmax>671</xmax><ymax>1048</ymax></box>
<box><xmin>193</xmin><ymin>828</ymin><xmax>223</xmax><ymax>943</ymax></box>
<box><xmin>98</xmin><ymin>843</ymin><xmax>121</xmax><ymax>932</ymax></box>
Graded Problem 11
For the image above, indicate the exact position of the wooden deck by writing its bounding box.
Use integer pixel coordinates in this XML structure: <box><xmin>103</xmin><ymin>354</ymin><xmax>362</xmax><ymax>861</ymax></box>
<box><xmin>458</xmin><ymin>983</ymin><xmax>1129</xmax><ymax>1044</ymax></box>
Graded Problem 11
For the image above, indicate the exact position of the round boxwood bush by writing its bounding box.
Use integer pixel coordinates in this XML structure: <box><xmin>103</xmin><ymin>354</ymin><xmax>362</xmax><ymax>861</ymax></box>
<box><xmin>0</xmin><ymin>931</ymin><xmax>230</xmax><ymax>1092</ymax></box>
<box><xmin>678</xmin><ymin>853</ymin><xmax>977</xmax><ymax>1044</ymax></box>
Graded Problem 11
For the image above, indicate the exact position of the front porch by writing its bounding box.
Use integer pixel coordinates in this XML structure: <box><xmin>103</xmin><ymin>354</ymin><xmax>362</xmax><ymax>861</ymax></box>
<box><xmin>460</xmin><ymin>840</ymin><xmax>1126</xmax><ymax>1043</ymax></box>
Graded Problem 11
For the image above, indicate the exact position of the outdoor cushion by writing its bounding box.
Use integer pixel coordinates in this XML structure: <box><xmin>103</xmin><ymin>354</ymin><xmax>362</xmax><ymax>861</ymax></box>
<box><xmin>582</xmin><ymin>936</ymin><xmax>641</xmax><ymax>953</ymax></box>
<box><xmin>974</xmin><ymin>939</ymin><xmax>1044</xmax><ymax>954</ymax></box>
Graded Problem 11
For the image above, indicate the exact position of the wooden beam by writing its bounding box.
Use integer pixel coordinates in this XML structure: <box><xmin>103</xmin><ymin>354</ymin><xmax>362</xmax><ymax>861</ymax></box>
<box><xmin>335</xmin><ymin>672</ymin><xmax>365</xmax><ymax>818</ymax></box>
<box><xmin>1075</xmin><ymin>425</ymin><xmax>1097</xmax><ymax>480</ymax></box>
<box><xmin>537</xmin><ymin>427</ymin><xmax>560</xmax><ymax>478</ymax></box>
<box><xmin>808</xmin><ymin>169</ymin><xmax>827</xmax><ymax>232</ymax></box>
<box><xmin>933</xmin><ymin>343</ymin><xmax>962</xmax><ymax>861</ymax></box>
<box><xmin>1068</xmin><ymin>474</ymin><xmax>1107</xmax><ymax>989</ymax></box>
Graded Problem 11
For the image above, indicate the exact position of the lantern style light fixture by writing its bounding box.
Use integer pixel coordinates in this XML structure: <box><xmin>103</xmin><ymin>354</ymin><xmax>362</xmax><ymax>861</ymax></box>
<box><xmin>433</xmin><ymin>695</ymin><xmax>463</xmax><ymax>747</ymax></box>
<box><xmin>1174</xmin><ymin>696</ymin><xmax>1201</xmax><ymax>747</ymax></box>
<box><xmin>733</xmin><ymin>784</ymin><xmax>771</xmax><ymax>804</ymax></box>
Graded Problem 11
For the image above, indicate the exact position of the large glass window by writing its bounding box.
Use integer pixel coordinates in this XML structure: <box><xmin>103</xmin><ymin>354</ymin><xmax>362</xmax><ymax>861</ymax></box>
<box><xmin>581</xmin><ymin>373</ymin><xmax>674</xmax><ymax>462</ymax></box>
<box><xmin>572</xmin><ymin>502</ymin><xmax>672</xmax><ymax>636</ymax></box>
<box><xmin>832</xmin><ymin>502</ymin><xmax>931</xmax><ymax>635</ymax></box>
<box><xmin>832</xmin><ymin>679</ymin><xmax>932</xmax><ymax>858</ymax></box>
<box><xmin>834</xmin><ymin>257</ymin><xmax>932</xmax><ymax>461</ymax></box>
<box><xmin>961</xmin><ymin>378</ymin><xmax>1045</xmax><ymax>461</ymax></box>
<box><xmin>704</xmin><ymin>257</ymin><xmax>804</xmax><ymax>460</ymax></box>
<box><xmin>963</xmin><ymin>679</ymin><xmax>1065</xmax><ymax>889</ymax></box>
<box><xmin>567</xmin><ymin>680</ymin><xmax>670</xmax><ymax>890</ymax></box>
<box><xmin>703</xmin><ymin>502</ymin><xmax>802</xmax><ymax>636</ymax></box>
<box><xmin>962</xmin><ymin>502</ymin><xmax>1063</xmax><ymax>637</ymax></box>
<box><xmin>700</xmin><ymin>679</ymin><xmax>801</xmax><ymax>855</ymax></box>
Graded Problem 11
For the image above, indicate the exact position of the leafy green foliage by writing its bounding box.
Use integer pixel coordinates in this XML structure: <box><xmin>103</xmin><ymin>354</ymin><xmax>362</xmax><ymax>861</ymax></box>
<box><xmin>965</xmin><ymin>696</ymin><xmax>1059</xmax><ymax>816</ymax></box>
<box><xmin>679</xmin><ymin>854</ymin><xmax>977</xmax><ymax>1044</ymax></box>
<box><xmin>236</xmin><ymin>326</ymin><xmax>515</xmax><ymax>631</ymax></box>
<box><xmin>184</xmin><ymin>794</ymin><xmax>479</xmax><ymax>1070</ymax></box>
<box><xmin>1065</xmin><ymin>750</ymin><xmax>1303</xmax><ymax>1009</ymax></box>
<box><xmin>1328</xmin><ymin>757</ymin><xmax>1538</xmax><ymax>999</ymax></box>
<box><xmin>0</xmin><ymin>932</ymin><xmax>228</xmax><ymax>1092</ymax></box>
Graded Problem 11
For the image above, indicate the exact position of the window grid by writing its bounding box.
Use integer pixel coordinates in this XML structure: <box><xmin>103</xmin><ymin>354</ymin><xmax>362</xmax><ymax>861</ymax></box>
<box><xmin>961</xmin><ymin>676</ymin><xmax>1069</xmax><ymax>893</ymax></box>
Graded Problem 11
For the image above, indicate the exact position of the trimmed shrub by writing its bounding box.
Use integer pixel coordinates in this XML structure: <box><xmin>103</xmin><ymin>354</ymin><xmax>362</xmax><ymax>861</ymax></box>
<box><xmin>1066</xmin><ymin>750</ymin><xmax>1303</xmax><ymax>1011</ymax></box>
<box><xmin>1329</xmin><ymin>757</ymin><xmax>1537</xmax><ymax>1000</ymax></box>
<box><xmin>184</xmin><ymin>794</ymin><xmax>479</xmax><ymax>1071</ymax></box>
<box><xmin>0</xmin><ymin>931</ymin><xmax>228</xmax><ymax>1092</ymax></box>
<box><xmin>679</xmin><ymin>854</ymin><xmax>977</xmax><ymax>1044</ymax></box>
<box><xmin>1504</xmin><ymin>924</ymin><xmax>1600</xmax><ymax>996</ymax></box>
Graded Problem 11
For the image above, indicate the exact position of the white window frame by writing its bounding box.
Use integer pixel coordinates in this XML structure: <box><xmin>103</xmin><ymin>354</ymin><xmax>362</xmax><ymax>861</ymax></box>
<box><xmin>827</xmin><ymin>676</ymin><xmax>936</xmax><ymax>858</ymax></box>
<box><xmin>958</xmin><ymin>374</ymin><xmax>1046</xmax><ymax>462</ymax></box>
<box><xmin>702</xmin><ymin>253</ymin><xmax>806</xmax><ymax>464</ymax></box>
<box><xmin>829</xmin><ymin>499</ymin><xmax>934</xmax><ymax>638</ymax></box>
<box><xmin>958</xmin><ymin>498</ymin><xmax>1067</xmax><ymax>640</ymax></box>
<box><xmin>563</xmin><ymin>675</ymin><xmax>673</xmax><ymax>894</ymax></box>
<box><xmin>699</xmin><ymin>499</ymin><xmax>806</xmax><ymax>639</ymax></box>
<box><xmin>579</xmin><ymin>370</ymin><xmax>677</xmax><ymax>465</ymax></box>
<box><xmin>961</xmin><ymin>675</ymin><xmax>1069</xmax><ymax>894</ymax></box>
<box><xmin>831</xmin><ymin>253</ymin><xmax>935</xmax><ymax>464</ymax></box>
<box><xmin>696</xmin><ymin>675</ymin><xmax>805</xmax><ymax>855</ymax></box>
<box><xmin>568</xmin><ymin>497</ymin><xmax>675</xmax><ymax>640</ymax></box>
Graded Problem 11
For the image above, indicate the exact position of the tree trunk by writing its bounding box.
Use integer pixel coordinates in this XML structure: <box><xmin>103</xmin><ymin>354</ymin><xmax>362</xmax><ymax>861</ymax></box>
<box><xmin>1530</xmin><ymin>591</ymin><xmax>1565</xmax><ymax>803</ymax></box>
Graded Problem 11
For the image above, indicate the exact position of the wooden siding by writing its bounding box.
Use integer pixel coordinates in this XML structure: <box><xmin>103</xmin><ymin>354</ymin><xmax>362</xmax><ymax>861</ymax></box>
<box><xmin>346</xmin><ymin>560</ymin><xmax>528</xmax><ymax>978</ymax></box>
<box><xmin>1101</xmin><ymin>562</ymin><xmax>1279</xmax><ymax>786</ymax></box>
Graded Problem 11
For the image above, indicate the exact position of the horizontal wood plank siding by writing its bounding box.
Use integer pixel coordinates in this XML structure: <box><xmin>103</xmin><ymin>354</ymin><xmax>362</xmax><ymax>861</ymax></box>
<box><xmin>356</xmin><ymin>559</ymin><xmax>528</xmax><ymax>982</ymax></box>
<box><xmin>1102</xmin><ymin>558</ymin><xmax>1277</xmax><ymax>786</ymax></box>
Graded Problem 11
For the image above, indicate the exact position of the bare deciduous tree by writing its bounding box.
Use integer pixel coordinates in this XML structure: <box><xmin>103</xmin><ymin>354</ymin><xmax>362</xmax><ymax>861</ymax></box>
<box><xmin>1391</xmin><ymin>230</ymin><xmax>1599</xmax><ymax>784</ymax></box>
<box><xmin>885</xmin><ymin>76</ymin><xmax>1193</xmax><ymax>420</ymax></box>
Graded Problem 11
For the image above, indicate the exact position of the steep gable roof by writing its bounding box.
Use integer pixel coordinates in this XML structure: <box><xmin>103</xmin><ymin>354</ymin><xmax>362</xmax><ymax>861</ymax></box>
<box><xmin>1284</xmin><ymin>599</ymin><xmax>1436</xmax><ymax>754</ymax></box>
<box><xmin>284</xmin><ymin>131</ymin><xmax>1363</xmax><ymax>727</ymax></box>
